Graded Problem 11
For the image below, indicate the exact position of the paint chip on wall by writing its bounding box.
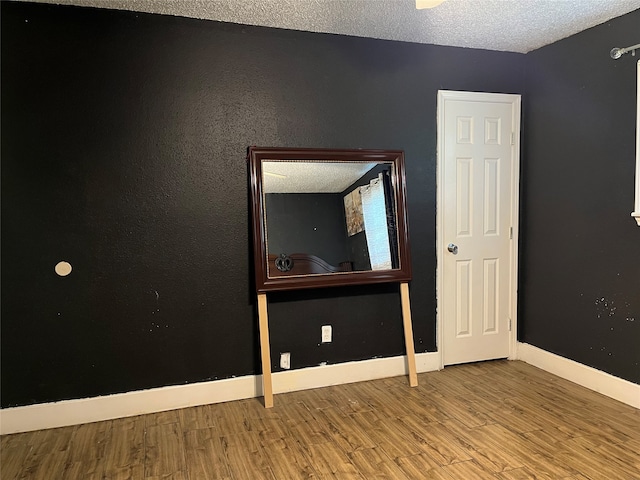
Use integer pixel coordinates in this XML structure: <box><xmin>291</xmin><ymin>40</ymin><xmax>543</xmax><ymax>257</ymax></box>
<box><xmin>54</xmin><ymin>261</ymin><xmax>72</xmax><ymax>276</ymax></box>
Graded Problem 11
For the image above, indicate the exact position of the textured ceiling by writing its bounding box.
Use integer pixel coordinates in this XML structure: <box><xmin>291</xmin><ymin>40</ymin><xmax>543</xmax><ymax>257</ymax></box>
<box><xmin>22</xmin><ymin>0</ymin><xmax>640</xmax><ymax>53</ymax></box>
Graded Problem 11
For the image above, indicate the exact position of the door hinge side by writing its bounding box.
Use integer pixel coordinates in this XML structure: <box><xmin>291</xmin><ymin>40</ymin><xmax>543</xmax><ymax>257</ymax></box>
<box><xmin>509</xmin><ymin>226</ymin><xmax>513</xmax><ymax>239</ymax></box>
<box><xmin>509</xmin><ymin>318</ymin><xmax>512</xmax><ymax>331</ymax></box>
<box><xmin>511</xmin><ymin>132</ymin><xmax>515</xmax><ymax>145</ymax></box>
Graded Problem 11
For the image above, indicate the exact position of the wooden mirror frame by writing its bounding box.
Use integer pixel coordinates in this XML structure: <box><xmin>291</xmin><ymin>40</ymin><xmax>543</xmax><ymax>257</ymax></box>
<box><xmin>633</xmin><ymin>60</ymin><xmax>640</xmax><ymax>226</ymax></box>
<box><xmin>248</xmin><ymin>147</ymin><xmax>412</xmax><ymax>293</ymax></box>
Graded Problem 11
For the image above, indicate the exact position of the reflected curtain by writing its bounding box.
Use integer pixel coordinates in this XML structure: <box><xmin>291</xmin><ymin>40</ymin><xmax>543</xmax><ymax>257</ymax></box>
<box><xmin>361</xmin><ymin>174</ymin><xmax>392</xmax><ymax>270</ymax></box>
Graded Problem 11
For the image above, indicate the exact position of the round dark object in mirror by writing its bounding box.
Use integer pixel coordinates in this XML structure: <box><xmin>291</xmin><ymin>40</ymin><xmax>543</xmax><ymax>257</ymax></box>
<box><xmin>275</xmin><ymin>254</ymin><xmax>294</xmax><ymax>272</ymax></box>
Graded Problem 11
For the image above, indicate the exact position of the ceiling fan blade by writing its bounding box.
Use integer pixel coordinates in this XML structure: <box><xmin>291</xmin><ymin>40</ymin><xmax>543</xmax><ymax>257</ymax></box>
<box><xmin>416</xmin><ymin>0</ymin><xmax>445</xmax><ymax>9</ymax></box>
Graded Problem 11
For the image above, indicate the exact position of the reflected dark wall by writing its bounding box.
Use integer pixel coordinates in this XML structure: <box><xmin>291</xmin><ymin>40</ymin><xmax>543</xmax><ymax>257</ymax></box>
<box><xmin>347</xmin><ymin>232</ymin><xmax>370</xmax><ymax>271</ymax></box>
<box><xmin>265</xmin><ymin>193</ymin><xmax>348</xmax><ymax>266</ymax></box>
<box><xmin>1</xmin><ymin>1</ymin><xmax>525</xmax><ymax>407</ymax></box>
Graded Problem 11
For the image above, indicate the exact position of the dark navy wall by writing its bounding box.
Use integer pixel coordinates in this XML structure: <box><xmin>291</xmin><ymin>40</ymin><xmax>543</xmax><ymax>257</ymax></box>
<box><xmin>520</xmin><ymin>9</ymin><xmax>640</xmax><ymax>383</ymax></box>
<box><xmin>1</xmin><ymin>1</ymin><xmax>526</xmax><ymax>407</ymax></box>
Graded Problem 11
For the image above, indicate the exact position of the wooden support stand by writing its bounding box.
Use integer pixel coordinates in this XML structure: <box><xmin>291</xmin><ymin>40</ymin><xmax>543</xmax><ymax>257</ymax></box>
<box><xmin>400</xmin><ymin>282</ymin><xmax>418</xmax><ymax>387</ymax></box>
<box><xmin>257</xmin><ymin>293</ymin><xmax>273</xmax><ymax>408</ymax></box>
<box><xmin>256</xmin><ymin>283</ymin><xmax>417</xmax><ymax>408</ymax></box>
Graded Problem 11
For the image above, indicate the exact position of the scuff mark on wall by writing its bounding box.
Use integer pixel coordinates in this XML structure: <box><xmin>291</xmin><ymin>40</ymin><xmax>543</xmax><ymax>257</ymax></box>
<box><xmin>150</xmin><ymin>289</ymin><xmax>161</xmax><ymax>315</ymax></box>
<box><xmin>594</xmin><ymin>297</ymin><xmax>617</xmax><ymax>319</ymax></box>
<box><xmin>594</xmin><ymin>296</ymin><xmax>636</xmax><ymax>323</ymax></box>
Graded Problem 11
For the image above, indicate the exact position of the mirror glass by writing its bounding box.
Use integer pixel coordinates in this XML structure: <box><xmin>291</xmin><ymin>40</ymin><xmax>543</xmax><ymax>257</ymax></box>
<box><xmin>263</xmin><ymin>161</ymin><xmax>399</xmax><ymax>277</ymax></box>
<box><xmin>249</xmin><ymin>148</ymin><xmax>412</xmax><ymax>292</ymax></box>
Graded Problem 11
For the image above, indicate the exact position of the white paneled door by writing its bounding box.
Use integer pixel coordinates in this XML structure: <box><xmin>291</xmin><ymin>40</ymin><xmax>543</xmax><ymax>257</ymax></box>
<box><xmin>437</xmin><ymin>91</ymin><xmax>521</xmax><ymax>366</ymax></box>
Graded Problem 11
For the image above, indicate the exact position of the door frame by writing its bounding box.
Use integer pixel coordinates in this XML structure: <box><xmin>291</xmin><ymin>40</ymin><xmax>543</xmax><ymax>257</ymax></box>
<box><xmin>436</xmin><ymin>90</ymin><xmax>522</xmax><ymax>369</ymax></box>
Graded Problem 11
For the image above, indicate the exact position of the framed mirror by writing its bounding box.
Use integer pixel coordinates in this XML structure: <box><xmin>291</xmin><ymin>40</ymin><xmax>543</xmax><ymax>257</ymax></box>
<box><xmin>249</xmin><ymin>147</ymin><xmax>412</xmax><ymax>292</ymax></box>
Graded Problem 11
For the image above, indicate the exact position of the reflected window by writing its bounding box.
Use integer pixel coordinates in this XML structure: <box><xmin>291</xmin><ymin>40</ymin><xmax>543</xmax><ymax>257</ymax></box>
<box><xmin>361</xmin><ymin>174</ymin><xmax>392</xmax><ymax>270</ymax></box>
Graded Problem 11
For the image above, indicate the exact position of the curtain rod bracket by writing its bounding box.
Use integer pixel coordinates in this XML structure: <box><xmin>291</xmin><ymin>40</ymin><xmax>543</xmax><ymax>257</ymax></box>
<box><xmin>610</xmin><ymin>43</ymin><xmax>640</xmax><ymax>60</ymax></box>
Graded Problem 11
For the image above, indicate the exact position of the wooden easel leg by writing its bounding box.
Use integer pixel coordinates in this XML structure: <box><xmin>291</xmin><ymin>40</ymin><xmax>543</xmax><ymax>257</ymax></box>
<box><xmin>257</xmin><ymin>293</ymin><xmax>274</xmax><ymax>408</ymax></box>
<box><xmin>400</xmin><ymin>282</ymin><xmax>418</xmax><ymax>387</ymax></box>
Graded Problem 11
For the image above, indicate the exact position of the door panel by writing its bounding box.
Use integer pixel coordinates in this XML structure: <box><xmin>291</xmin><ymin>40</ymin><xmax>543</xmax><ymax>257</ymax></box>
<box><xmin>439</xmin><ymin>92</ymin><xmax>518</xmax><ymax>366</ymax></box>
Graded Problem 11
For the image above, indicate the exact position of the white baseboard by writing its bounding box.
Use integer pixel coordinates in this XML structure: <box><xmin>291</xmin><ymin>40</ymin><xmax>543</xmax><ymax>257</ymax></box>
<box><xmin>3</xmin><ymin>346</ymin><xmax>634</xmax><ymax>435</ymax></box>
<box><xmin>517</xmin><ymin>342</ymin><xmax>640</xmax><ymax>409</ymax></box>
<box><xmin>0</xmin><ymin>352</ymin><xmax>439</xmax><ymax>435</ymax></box>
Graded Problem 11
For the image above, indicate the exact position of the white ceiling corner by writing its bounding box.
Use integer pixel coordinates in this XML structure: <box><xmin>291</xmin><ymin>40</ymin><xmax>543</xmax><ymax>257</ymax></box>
<box><xmin>20</xmin><ymin>0</ymin><xmax>640</xmax><ymax>53</ymax></box>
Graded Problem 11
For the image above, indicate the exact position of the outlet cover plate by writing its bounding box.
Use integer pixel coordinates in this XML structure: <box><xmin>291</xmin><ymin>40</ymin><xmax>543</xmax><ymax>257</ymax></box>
<box><xmin>321</xmin><ymin>325</ymin><xmax>332</xmax><ymax>343</ymax></box>
<box><xmin>280</xmin><ymin>352</ymin><xmax>290</xmax><ymax>369</ymax></box>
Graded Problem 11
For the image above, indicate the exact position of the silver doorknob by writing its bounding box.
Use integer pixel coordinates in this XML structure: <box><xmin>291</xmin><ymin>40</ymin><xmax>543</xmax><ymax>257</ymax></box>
<box><xmin>447</xmin><ymin>243</ymin><xmax>458</xmax><ymax>254</ymax></box>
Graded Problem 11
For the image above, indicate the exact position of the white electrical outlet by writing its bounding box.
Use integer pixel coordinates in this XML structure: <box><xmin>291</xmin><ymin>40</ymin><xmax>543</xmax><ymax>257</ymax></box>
<box><xmin>321</xmin><ymin>325</ymin><xmax>332</xmax><ymax>343</ymax></box>
<box><xmin>280</xmin><ymin>352</ymin><xmax>290</xmax><ymax>369</ymax></box>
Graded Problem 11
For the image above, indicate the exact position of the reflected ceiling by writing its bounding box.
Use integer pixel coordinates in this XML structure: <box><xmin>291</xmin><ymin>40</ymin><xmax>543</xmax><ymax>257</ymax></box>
<box><xmin>263</xmin><ymin>162</ymin><xmax>378</xmax><ymax>193</ymax></box>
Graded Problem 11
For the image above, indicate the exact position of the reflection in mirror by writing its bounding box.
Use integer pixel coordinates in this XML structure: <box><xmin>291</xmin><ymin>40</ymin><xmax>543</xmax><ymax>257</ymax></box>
<box><xmin>263</xmin><ymin>161</ymin><xmax>399</xmax><ymax>278</ymax></box>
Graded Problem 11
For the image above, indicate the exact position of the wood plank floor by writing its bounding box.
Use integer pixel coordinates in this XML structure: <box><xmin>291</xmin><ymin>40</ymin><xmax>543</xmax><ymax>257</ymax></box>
<box><xmin>2</xmin><ymin>360</ymin><xmax>639</xmax><ymax>479</ymax></box>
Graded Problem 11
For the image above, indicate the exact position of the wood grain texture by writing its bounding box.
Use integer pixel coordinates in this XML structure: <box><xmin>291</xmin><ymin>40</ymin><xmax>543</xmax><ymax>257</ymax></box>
<box><xmin>2</xmin><ymin>360</ymin><xmax>638</xmax><ymax>479</ymax></box>
<box><xmin>400</xmin><ymin>282</ymin><xmax>418</xmax><ymax>387</ymax></box>
<box><xmin>257</xmin><ymin>292</ymin><xmax>274</xmax><ymax>408</ymax></box>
